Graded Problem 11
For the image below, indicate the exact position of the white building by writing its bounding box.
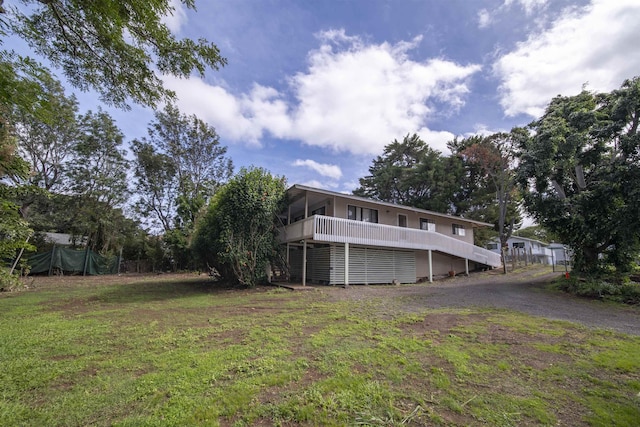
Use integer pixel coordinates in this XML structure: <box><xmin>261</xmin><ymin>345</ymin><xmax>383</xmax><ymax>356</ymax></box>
<box><xmin>487</xmin><ymin>236</ymin><xmax>571</xmax><ymax>266</ymax></box>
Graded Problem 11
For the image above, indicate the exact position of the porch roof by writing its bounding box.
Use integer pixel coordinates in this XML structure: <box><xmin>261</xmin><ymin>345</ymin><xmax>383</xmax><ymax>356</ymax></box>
<box><xmin>286</xmin><ymin>184</ymin><xmax>493</xmax><ymax>228</ymax></box>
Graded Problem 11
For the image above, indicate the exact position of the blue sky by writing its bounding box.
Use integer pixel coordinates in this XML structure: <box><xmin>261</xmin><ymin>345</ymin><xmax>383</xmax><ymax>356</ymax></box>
<box><xmin>9</xmin><ymin>0</ymin><xmax>640</xmax><ymax>193</ymax></box>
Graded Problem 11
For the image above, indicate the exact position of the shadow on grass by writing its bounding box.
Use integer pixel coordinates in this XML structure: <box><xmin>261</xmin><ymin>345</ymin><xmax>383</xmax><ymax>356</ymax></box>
<box><xmin>96</xmin><ymin>278</ymin><xmax>241</xmax><ymax>304</ymax></box>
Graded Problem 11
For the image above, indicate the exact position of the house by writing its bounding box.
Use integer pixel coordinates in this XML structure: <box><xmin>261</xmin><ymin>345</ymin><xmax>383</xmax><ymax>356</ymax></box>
<box><xmin>486</xmin><ymin>236</ymin><xmax>571</xmax><ymax>266</ymax></box>
<box><xmin>277</xmin><ymin>184</ymin><xmax>502</xmax><ymax>285</ymax></box>
<box><xmin>486</xmin><ymin>236</ymin><xmax>553</xmax><ymax>265</ymax></box>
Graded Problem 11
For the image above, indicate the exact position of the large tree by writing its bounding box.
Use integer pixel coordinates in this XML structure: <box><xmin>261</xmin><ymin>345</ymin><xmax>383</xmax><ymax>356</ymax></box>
<box><xmin>132</xmin><ymin>104</ymin><xmax>232</xmax><ymax>270</ymax></box>
<box><xmin>517</xmin><ymin>77</ymin><xmax>640</xmax><ymax>273</ymax></box>
<box><xmin>354</xmin><ymin>133</ymin><xmax>461</xmax><ymax>213</ymax></box>
<box><xmin>192</xmin><ymin>167</ymin><xmax>287</xmax><ymax>287</ymax></box>
<box><xmin>66</xmin><ymin>109</ymin><xmax>129</xmax><ymax>253</ymax></box>
<box><xmin>460</xmin><ymin>130</ymin><xmax>523</xmax><ymax>261</ymax></box>
<box><xmin>10</xmin><ymin>69</ymin><xmax>79</xmax><ymax>192</ymax></box>
<box><xmin>2</xmin><ymin>0</ymin><xmax>226</xmax><ymax>109</ymax></box>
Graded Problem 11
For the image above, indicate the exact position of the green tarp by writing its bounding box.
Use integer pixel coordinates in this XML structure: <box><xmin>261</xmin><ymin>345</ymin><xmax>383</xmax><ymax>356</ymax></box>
<box><xmin>28</xmin><ymin>246</ymin><xmax>119</xmax><ymax>275</ymax></box>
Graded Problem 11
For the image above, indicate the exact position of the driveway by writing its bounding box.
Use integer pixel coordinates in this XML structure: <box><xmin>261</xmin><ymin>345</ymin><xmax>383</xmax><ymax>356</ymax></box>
<box><xmin>323</xmin><ymin>267</ymin><xmax>640</xmax><ymax>336</ymax></box>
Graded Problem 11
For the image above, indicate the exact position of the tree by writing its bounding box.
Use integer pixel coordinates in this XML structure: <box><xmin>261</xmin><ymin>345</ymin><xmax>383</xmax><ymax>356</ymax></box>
<box><xmin>11</xmin><ymin>73</ymin><xmax>78</xmax><ymax>192</ymax></box>
<box><xmin>517</xmin><ymin>78</ymin><xmax>640</xmax><ymax>273</ymax></box>
<box><xmin>66</xmin><ymin>108</ymin><xmax>129</xmax><ymax>253</ymax></box>
<box><xmin>3</xmin><ymin>0</ymin><xmax>226</xmax><ymax>109</ymax></box>
<box><xmin>0</xmin><ymin>136</ymin><xmax>32</xmax><ymax>264</ymax></box>
<box><xmin>0</xmin><ymin>53</ymin><xmax>42</xmax><ymax>286</ymax></box>
<box><xmin>131</xmin><ymin>140</ymin><xmax>177</xmax><ymax>233</ymax></box>
<box><xmin>132</xmin><ymin>104</ymin><xmax>232</xmax><ymax>270</ymax></box>
<box><xmin>460</xmin><ymin>130</ymin><xmax>523</xmax><ymax>267</ymax></box>
<box><xmin>354</xmin><ymin>133</ymin><xmax>461</xmax><ymax>213</ymax></box>
<box><xmin>192</xmin><ymin>168</ymin><xmax>287</xmax><ymax>287</ymax></box>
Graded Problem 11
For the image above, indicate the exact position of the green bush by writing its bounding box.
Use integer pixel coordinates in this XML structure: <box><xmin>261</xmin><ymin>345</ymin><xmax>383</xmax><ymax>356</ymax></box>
<box><xmin>558</xmin><ymin>275</ymin><xmax>640</xmax><ymax>305</ymax></box>
<box><xmin>0</xmin><ymin>267</ymin><xmax>23</xmax><ymax>291</ymax></box>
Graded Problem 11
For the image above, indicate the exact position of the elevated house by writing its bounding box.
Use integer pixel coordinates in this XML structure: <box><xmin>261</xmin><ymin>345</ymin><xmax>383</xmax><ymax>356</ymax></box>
<box><xmin>277</xmin><ymin>184</ymin><xmax>502</xmax><ymax>285</ymax></box>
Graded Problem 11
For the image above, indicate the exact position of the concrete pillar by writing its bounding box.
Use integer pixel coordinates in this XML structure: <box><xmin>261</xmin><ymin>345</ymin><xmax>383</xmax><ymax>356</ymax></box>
<box><xmin>428</xmin><ymin>249</ymin><xmax>433</xmax><ymax>283</ymax></box>
<box><xmin>465</xmin><ymin>258</ymin><xmax>469</xmax><ymax>276</ymax></box>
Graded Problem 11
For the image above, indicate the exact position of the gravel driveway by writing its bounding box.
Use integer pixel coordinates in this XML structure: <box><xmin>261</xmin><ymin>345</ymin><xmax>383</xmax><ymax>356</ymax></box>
<box><xmin>322</xmin><ymin>267</ymin><xmax>640</xmax><ymax>336</ymax></box>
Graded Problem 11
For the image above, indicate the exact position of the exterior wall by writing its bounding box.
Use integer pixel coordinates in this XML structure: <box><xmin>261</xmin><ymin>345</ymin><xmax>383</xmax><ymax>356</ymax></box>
<box><xmin>287</xmin><ymin>244</ymin><xmax>416</xmax><ymax>285</ymax></box>
<box><xmin>487</xmin><ymin>237</ymin><xmax>553</xmax><ymax>265</ymax></box>
<box><xmin>332</xmin><ymin>196</ymin><xmax>475</xmax><ymax>245</ymax></box>
<box><xmin>415</xmin><ymin>251</ymin><xmax>470</xmax><ymax>278</ymax></box>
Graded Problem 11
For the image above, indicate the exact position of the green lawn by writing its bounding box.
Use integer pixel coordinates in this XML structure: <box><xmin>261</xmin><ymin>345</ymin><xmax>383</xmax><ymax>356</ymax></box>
<box><xmin>1</xmin><ymin>275</ymin><xmax>639</xmax><ymax>426</ymax></box>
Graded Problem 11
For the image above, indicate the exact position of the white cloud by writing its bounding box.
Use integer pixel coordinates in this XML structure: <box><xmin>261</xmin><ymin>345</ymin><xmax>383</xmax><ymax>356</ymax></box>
<box><xmin>503</xmin><ymin>0</ymin><xmax>549</xmax><ymax>15</ymax></box>
<box><xmin>299</xmin><ymin>179</ymin><xmax>339</xmax><ymax>190</ymax></box>
<box><xmin>464</xmin><ymin>124</ymin><xmax>508</xmax><ymax>138</ymax></box>
<box><xmin>494</xmin><ymin>0</ymin><xmax>640</xmax><ymax>118</ymax></box>
<box><xmin>288</xmin><ymin>31</ymin><xmax>480</xmax><ymax>155</ymax></box>
<box><xmin>478</xmin><ymin>9</ymin><xmax>493</xmax><ymax>29</ymax></box>
<box><xmin>162</xmin><ymin>0</ymin><xmax>188</xmax><ymax>34</ymax></box>
<box><xmin>165</xmin><ymin>30</ymin><xmax>481</xmax><ymax>156</ymax></box>
<box><xmin>293</xmin><ymin>159</ymin><xmax>343</xmax><ymax>179</ymax></box>
<box><xmin>415</xmin><ymin>128</ymin><xmax>456</xmax><ymax>153</ymax></box>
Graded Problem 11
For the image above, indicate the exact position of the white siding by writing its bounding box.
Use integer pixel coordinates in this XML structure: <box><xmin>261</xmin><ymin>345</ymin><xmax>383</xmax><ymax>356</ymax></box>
<box><xmin>330</xmin><ymin>245</ymin><xmax>415</xmax><ymax>285</ymax></box>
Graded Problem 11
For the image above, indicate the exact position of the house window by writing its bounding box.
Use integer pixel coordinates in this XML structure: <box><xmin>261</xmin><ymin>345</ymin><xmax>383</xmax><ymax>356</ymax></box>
<box><xmin>398</xmin><ymin>214</ymin><xmax>407</xmax><ymax>228</ymax></box>
<box><xmin>420</xmin><ymin>218</ymin><xmax>436</xmax><ymax>232</ymax></box>
<box><xmin>487</xmin><ymin>243</ymin><xmax>499</xmax><ymax>250</ymax></box>
<box><xmin>452</xmin><ymin>224</ymin><xmax>466</xmax><ymax>236</ymax></box>
<box><xmin>513</xmin><ymin>242</ymin><xmax>525</xmax><ymax>248</ymax></box>
<box><xmin>347</xmin><ymin>205</ymin><xmax>378</xmax><ymax>223</ymax></box>
<box><xmin>311</xmin><ymin>206</ymin><xmax>326</xmax><ymax>216</ymax></box>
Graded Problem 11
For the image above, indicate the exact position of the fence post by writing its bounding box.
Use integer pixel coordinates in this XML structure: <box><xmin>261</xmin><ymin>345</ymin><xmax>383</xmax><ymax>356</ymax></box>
<box><xmin>48</xmin><ymin>244</ymin><xmax>56</xmax><ymax>276</ymax></box>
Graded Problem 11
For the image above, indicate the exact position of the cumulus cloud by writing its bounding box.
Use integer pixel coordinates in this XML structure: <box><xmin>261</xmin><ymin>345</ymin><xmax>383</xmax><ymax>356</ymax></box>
<box><xmin>164</xmin><ymin>30</ymin><xmax>481</xmax><ymax>156</ymax></box>
<box><xmin>288</xmin><ymin>30</ymin><xmax>481</xmax><ymax>155</ymax></box>
<box><xmin>494</xmin><ymin>0</ymin><xmax>640</xmax><ymax>117</ymax></box>
<box><xmin>293</xmin><ymin>159</ymin><xmax>343</xmax><ymax>179</ymax></box>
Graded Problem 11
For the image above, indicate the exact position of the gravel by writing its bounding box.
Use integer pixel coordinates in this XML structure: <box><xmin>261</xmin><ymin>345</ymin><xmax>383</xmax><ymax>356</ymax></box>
<box><xmin>321</xmin><ymin>267</ymin><xmax>640</xmax><ymax>336</ymax></box>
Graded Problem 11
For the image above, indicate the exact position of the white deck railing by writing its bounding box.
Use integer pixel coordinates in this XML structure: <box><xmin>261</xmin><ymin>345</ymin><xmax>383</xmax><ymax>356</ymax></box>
<box><xmin>280</xmin><ymin>215</ymin><xmax>502</xmax><ymax>267</ymax></box>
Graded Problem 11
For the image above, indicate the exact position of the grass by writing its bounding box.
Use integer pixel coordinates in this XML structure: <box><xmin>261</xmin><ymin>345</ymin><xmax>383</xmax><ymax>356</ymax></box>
<box><xmin>0</xmin><ymin>274</ymin><xmax>639</xmax><ymax>426</ymax></box>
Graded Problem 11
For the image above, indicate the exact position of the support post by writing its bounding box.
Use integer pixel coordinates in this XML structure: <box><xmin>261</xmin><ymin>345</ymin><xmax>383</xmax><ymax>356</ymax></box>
<box><xmin>48</xmin><ymin>244</ymin><xmax>56</xmax><ymax>276</ymax></box>
<box><xmin>10</xmin><ymin>235</ymin><xmax>30</xmax><ymax>275</ymax></box>
<box><xmin>286</xmin><ymin>243</ymin><xmax>290</xmax><ymax>266</ymax></box>
<box><xmin>82</xmin><ymin>245</ymin><xmax>90</xmax><ymax>276</ymax></box>
<box><xmin>117</xmin><ymin>247</ymin><xmax>123</xmax><ymax>274</ymax></box>
<box><xmin>501</xmin><ymin>246</ymin><xmax>507</xmax><ymax>274</ymax></box>
<box><xmin>428</xmin><ymin>249</ymin><xmax>433</xmax><ymax>283</ymax></box>
<box><xmin>302</xmin><ymin>240</ymin><xmax>307</xmax><ymax>286</ymax></box>
<box><xmin>344</xmin><ymin>242</ymin><xmax>349</xmax><ymax>288</ymax></box>
<box><xmin>465</xmin><ymin>258</ymin><xmax>469</xmax><ymax>276</ymax></box>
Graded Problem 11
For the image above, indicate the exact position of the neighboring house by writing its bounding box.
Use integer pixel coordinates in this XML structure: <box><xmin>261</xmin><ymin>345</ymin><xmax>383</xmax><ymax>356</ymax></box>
<box><xmin>486</xmin><ymin>236</ymin><xmax>571</xmax><ymax>266</ymax></box>
<box><xmin>277</xmin><ymin>184</ymin><xmax>502</xmax><ymax>285</ymax></box>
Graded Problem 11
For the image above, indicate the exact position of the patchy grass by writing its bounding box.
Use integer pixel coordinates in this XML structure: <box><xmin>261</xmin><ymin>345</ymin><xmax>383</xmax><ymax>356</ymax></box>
<box><xmin>0</xmin><ymin>274</ymin><xmax>639</xmax><ymax>426</ymax></box>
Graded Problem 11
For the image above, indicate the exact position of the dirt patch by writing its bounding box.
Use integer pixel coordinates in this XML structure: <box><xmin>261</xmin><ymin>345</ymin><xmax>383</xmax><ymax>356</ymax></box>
<box><xmin>316</xmin><ymin>266</ymin><xmax>640</xmax><ymax>336</ymax></box>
